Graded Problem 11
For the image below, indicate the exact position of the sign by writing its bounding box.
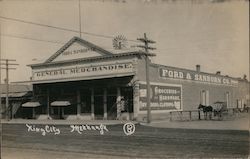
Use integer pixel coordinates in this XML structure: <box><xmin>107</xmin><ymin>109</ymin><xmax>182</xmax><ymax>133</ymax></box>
<box><xmin>62</xmin><ymin>48</ymin><xmax>95</xmax><ymax>56</ymax></box>
<box><xmin>32</xmin><ymin>63</ymin><xmax>134</xmax><ymax>81</ymax></box>
<box><xmin>139</xmin><ymin>82</ymin><xmax>182</xmax><ymax>111</ymax></box>
<box><xmin>53</xmin><ymin>42</ymin><xmax>101</xmax><ymax>62</ymax></box>
<box><xmin>159</xmin><ymin>68</ymin><xmax>238</xmax><ymax>86</ymax></box>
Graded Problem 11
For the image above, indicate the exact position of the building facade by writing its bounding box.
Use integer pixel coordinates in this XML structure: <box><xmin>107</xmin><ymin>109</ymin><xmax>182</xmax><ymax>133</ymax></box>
<box><xmin>23</xmin><ymin>37</ymin><xmax>249</xmax><ymax>121</ymax></box>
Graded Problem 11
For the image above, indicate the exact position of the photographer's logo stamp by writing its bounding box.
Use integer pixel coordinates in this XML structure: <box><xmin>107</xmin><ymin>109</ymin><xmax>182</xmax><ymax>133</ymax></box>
<box><xmin>123</xmin><ymin>123</ymin><xmax>135</xmax><ymax>136</ymax></box>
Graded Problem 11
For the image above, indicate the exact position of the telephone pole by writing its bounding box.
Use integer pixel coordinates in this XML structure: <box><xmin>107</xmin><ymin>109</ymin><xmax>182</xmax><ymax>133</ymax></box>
<box><xmin>0</xmin><ymin>59</ymin><xmax>18</xmax><ymax>119</ymax></box>
<box><xmin>78</xmin><ymin>0</ymin><xmax>82</xmax><ymax>38</ymax></box>
<box><xmin>137</xmin><ymin>33</ymin><xmax>156</xmax><ymax>123</ymax></box>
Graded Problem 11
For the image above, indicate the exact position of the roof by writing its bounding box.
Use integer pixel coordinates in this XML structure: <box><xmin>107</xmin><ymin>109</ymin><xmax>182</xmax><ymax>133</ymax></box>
<box><xmin>29</xmin><ymin>51</ymin><xmax>155</xmax><ymax>68</ymax></box>
<box><xmin>44</xmin><ymin>36</ymin><xmax>113</xmax><ymax>63</ymax></box>
<box><xmin>27</xmin><ymin>36</ymin><xmax>247</xmax><ymax>82</ymax></box>
<box><xmin>0</xmin><ymin>84</ymin><xmax>32</xmax><ymax>93</ymax></box>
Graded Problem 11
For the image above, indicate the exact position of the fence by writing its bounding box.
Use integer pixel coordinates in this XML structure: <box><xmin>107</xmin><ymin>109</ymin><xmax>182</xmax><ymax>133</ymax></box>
<box><xmin>169</xmin><ymin>108</ymin><xmax>244</xmax><ymax>121</ymax></box>
<box><xmin>169</xmin><ymin>110</ymin><xmax>200</xmax><ymax>121</ymax></box>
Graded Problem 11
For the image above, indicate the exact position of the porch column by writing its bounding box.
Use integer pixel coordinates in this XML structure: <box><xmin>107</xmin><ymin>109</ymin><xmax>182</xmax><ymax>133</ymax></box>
<box><xmin>46</xmin><ymin>88</ymin><xmax>51</xmax><ymax>119</ymax></box>
<box><xmin>77</xmin><ymin>90</ymin><xmax>81</xmax><ymax>117</ymax></box>
<box><xmin>103</xmin><ymin>88</ymin><xmax>107</xmax><ymax>120</ymax></box>
<box><xmin>61</xmin><ymin>107</ymin><xmax>64</xmax><ymax>117</ymax></box>
<box><xmin>116</xmin><ymin>87</ymin><xmax>121</xmax><ymax>119</ymax></box>
<box><xmin>133</xmin><ymin>83</ymin><xmax>140</xmax><ymax>120</ymax></box>
<box><xmin>32</xmin><ymin>107</ymin><xmax>35</xmax><ymax>119</ymax></box>
<box><xmin>91</xmin><ymin>88</ymin><xmax>95</xmax><ymax>119</ymax></box>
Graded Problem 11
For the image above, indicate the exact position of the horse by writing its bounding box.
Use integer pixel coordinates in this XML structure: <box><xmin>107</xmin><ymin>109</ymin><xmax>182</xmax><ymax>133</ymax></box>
<box><xmin>198</xmin><ymin>104</ymin><xmax>213</xmax><ymax>120</ymax></box>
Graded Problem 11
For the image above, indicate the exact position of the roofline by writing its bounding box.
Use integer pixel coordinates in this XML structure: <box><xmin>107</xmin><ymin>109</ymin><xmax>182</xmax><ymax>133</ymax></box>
<box><xmin>28</xmin><ymin>51</ymin><xmax>155</xmax><ymax>67</ymax></box>
<box><xmin>151</xmin><ymin>63</ymin><xmax>248</xmax><ymax>82</ymax></box>
<box><xmin>44</xmin><ymin>36</ymin><xmax>113</xmax><ymax>63</ymax></box>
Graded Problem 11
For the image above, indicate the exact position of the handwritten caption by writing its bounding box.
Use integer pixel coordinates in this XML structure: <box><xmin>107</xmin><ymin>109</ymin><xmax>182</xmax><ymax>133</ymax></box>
<box><xmin>26</xmin><ymin>123</ymin><xmax>135</xmax><ymax>136</ymax></box>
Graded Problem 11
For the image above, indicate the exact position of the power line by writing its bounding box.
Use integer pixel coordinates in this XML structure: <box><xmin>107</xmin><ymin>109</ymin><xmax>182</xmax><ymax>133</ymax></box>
<box><xmin>0</xmin><ymin>16</ymin><xmax>139</xmax><ymax>43</ymax></box>
<box><xmin>0</xmin><ymin>33</ymin><xmax>138</xmax><ymax>51</ymax></box>
<box><xmin>1</xmin><ymin>33</ymin><xmax>65</xmax><ymax>44</ymax></box>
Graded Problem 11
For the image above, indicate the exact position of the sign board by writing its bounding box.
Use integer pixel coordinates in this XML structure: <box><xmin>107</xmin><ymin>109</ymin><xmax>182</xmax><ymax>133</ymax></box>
<box><xmin>139</xmin><ymin>82</ymin><xmax>182</xmax><ymax>111</ymax></box>
<box><xmin>53</xmin><ymin>42</ymin><xmax>101</xmax><ymax>62</ymax></box>
<box><xmin>159</xmin><ymin>68</ymin><xmax>238</xmax><ymax>86</ymax></box>
<box><xmin>32</xmin><ymin>62</ymin><xmax>134</xmax><ymax>81</ymax></box>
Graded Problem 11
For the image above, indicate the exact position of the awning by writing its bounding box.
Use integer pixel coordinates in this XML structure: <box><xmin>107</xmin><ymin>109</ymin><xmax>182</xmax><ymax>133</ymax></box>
<box><xmin>51</xmin><ymin>101</ymin><xmax>71</xmax><ymax>107</ymax></box>
<box><xmin>22</xmin><ymin>102</ymin><xmax>41</xmax><ymax>107</ymax></box>
<box><xmin>1</xmin><ymin>92</ymin><xmax>29</xmax><ymax>98</ymax></box>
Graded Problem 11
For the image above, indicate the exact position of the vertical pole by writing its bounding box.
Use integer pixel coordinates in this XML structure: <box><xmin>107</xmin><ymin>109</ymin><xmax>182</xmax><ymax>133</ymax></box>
<box><xmin>78</xmin><ymin>0</ymin><xmax>82</xmax><ymax>38</ymax></box>
<box><xmin>103</xmin><ymin>88</ymin><xmax>107</xmax><ymax>120</ymax></box>
<box><xmin>198</xmin><ymin>110</ymin><xmax>201</xmax><ymax>120</ymax></box>
<box><xmin>189</xmin><ymin>111</ymin><xmax>191</xmax><ymax>121</ymax></box>
<box><xmin>5</xmin><ymin>60</ymin><xmax>9</xmax><ymax>119</ymax></box>
<box><xmin>77</xmin><ymin>90</ymin><xmax>81</xmax><ymax>117</ymax></box>
<box><xmin>91</xmin><ymin>88</ymin><xmax>94</xmax><ymax>120</ymax></box>
<box><xmin>143</xmin><ymin>33</ymin><xmax>151</xmax><ymax>123</ymax></box>
<box><xmin>32</xmin><ymin>107</ymin><xmax>35</xmax><ymax>119</ymax></box>
<box><xmin>133</xmin><ymin>82</ymin><xmax>139</xmax><ymax>120</ymax></box>
<box><xmin>116</xmin><ymin>87</ymin><xmax>121</xmax><ymax>119</ymax></box>
<box><xmin>0</xmin><ymin>23</ymin><xmax>2</xmax><ymax>119</ymax></box>
<box><xmin>47</xmin><ymin>88</ymin><xmax>50</xmax><ymax>119</ymax></box>
<box><xmin>61</xmin><ymin>107</ymin><xmax>64</xmax><ymax>118</ymax></box>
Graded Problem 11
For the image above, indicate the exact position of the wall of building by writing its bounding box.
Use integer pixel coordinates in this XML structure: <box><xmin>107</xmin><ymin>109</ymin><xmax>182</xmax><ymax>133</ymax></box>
<box><xmin>135</xmin><ymin>58</ymin><xmax>247</xmax><ymax>120</ymax></box>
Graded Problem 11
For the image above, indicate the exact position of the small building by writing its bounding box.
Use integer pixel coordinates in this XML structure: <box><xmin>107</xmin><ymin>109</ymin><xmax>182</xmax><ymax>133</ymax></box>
<box><xmin>0</xmin><ymin>84</ymin><xmax>32</xmax><ymax>119</ymax></box>
<box><xmin>21</xmin><ymin>37</ymin><xmax>249</xmax><ymax>121</ymax></box>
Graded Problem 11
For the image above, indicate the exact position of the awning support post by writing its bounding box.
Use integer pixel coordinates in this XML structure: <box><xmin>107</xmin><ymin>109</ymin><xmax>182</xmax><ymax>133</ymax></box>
<box><xmin>91</xmin><ymin>88</ymin><xmax>95</xmax><ymax>120</ymax></box>
<box><xmin>103</xmin><ymin>88</ymin><xmax>107</xmax><ymax>120</ymax></box>
<box><xmin>116</xmin><ymin>87</ymin><xmax>121</xmax><ymax>120</ymax></box>
<box><xmin>47</xmin><ymin>89</ymin><xmax>51</xmax><ymax>119</ymax></box>
<box><xmin>77</xmin><ymin>90</ymin><xmax>81</xmax><ymax>117</ymax></box>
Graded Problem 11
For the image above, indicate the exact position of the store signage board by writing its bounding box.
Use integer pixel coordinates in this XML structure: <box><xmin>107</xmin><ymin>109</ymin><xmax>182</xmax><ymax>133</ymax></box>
<box><xmin>139</xmin><ymin>82</ymin><xmax>182</xmax><ymax>111</ymax></box>
<box><xmin>32</xmin><ymin>62</ymin><xmax>134</xmax><ymax>81</ymax></box>
<box><xmin>52</xmin><ymin>42</ymin><xmax>101</xmax><ymax>62</ymax></box>
<box><xmin>159</xmin><ymin>68</ymin><xmax>238</xmax><ymax>86</ymax></box>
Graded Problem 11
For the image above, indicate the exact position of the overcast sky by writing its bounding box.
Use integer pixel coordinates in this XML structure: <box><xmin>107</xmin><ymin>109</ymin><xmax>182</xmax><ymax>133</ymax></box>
<box><xmin>0</xmin><ymin>0</ymin><xmax>249</xmax><ymax>83</ymax></box>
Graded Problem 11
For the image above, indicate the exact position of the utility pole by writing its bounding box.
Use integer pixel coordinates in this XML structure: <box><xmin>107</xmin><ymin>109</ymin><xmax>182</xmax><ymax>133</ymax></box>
<box><xmin>78</xmin><ymin>0</ymin><xmax>82</xmax><ymax>38</ymax></box>
<box><xmin>137</xmin><ymin>33</ymin><xmax>156</xmax><ymax>123</ymax></box>
<box><xmin>0</xmin><ymin>23</ymin><xmax>2</xmax><ymax>119</ymax></box>
<box><xmin>0</xmin><ymin>59</ymin><xmax>18</xmax><ymax>120</ymax></box>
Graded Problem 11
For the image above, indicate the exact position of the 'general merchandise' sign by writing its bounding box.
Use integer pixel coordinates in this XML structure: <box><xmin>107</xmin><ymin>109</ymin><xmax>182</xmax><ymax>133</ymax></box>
<box><xmin>32</xmin><ymin>62</ymin><xmax>134</xmax><ymax>81</ymax></box>
<box><xmin>139</xmin><ymin>82</ymin><xmax>182</xmax><ymax>111</ymax></box>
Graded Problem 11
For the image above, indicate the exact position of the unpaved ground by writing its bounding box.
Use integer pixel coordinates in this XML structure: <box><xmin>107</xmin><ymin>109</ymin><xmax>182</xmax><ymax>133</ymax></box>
<box><xmin>1</xmin><ymin>120</ymin><xmax>249</xmax><ymax>159</ymax></box>
<box><xmin>145</xmin><ymin>113</ymin><xmax>250</xmax><ymax>131</ymax></box>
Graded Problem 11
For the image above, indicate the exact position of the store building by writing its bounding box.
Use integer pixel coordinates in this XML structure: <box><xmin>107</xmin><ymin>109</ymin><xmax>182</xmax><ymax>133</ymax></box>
<box><xmin>23</xmin><ymin>36</ymin><xmax>249</xmax><ymax>121</ymax></box>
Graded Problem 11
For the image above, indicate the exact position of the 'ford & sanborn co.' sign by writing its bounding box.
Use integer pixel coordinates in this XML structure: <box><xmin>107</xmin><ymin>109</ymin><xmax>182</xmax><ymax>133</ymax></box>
<box><xmin>159</xmin><ymin>68</ymin><xmax>238</xmax><ymax>86</ymax></box>
<box><xmin>32</xmin><ymin>63</ymin><xmax>134</xmax><ymax>81</ymax></box>
<box><xmin>139</xmin><ymin>82</ymin><xmax>182</xmax><ymax>111</ymax></box>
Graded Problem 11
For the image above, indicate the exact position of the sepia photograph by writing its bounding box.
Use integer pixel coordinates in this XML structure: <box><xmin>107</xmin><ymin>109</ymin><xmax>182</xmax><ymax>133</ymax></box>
<box><xmin>0</xmin><ymin>0</ymin><xmax>249</xmax><ymax>158</ymax></box>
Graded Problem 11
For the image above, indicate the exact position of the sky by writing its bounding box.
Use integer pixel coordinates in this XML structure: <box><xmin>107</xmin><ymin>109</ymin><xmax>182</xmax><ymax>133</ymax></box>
<box><xmin>0</xmin><ymin>0</ymin><xmax>249</xmax><ymax>83</ymax></box>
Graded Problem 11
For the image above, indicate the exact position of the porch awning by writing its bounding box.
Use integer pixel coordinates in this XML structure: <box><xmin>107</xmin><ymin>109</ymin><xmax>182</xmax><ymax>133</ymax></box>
<box><xmin>1</xmin><ymin>92</ymin><xmax>28</xmax><ymax>98</ymax></box>
<box><xmin>51</xmin><ymin>101</ymin><xmax>71</xmax><ymax>107</ymax></box>
<box><xmin>22</xmin><ymin>102</ymin><xmax>41</xmax><ymax>107</ymax></box>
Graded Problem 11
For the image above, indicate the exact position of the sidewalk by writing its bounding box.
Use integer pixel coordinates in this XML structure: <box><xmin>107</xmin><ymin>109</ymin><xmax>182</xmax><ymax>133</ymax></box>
<box><xmin>1</xmin><ymin>113</ymin><xmax>249</xmax><ymax>131</ymax></box>
<box><xmin>141</xmin><ymin>113</ymin><xmax>250</xmax><ymax>131</ymax></box>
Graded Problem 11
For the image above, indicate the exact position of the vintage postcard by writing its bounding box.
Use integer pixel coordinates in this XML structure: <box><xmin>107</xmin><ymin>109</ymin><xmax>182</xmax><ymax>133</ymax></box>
<box><xmin>0</xmin><ymin>0</ymin><xmax>249</xmax><ymax>158</ymax></box>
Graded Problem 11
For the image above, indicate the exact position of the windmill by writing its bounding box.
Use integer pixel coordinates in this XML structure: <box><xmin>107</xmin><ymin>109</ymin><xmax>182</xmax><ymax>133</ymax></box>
<box><xmin>112</xmin><ymin>35</ymin><xmax>128</xmax><ymax>50</ymax></box>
